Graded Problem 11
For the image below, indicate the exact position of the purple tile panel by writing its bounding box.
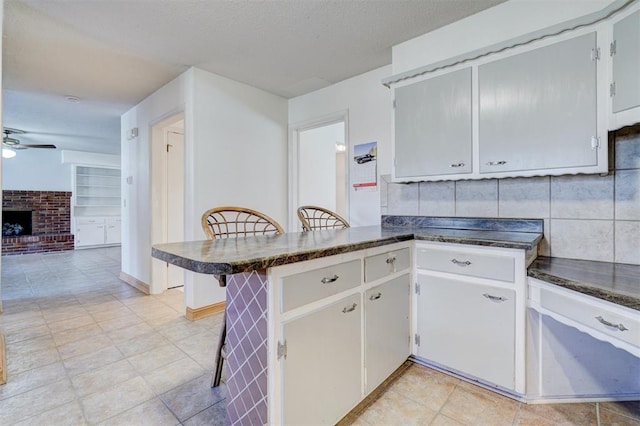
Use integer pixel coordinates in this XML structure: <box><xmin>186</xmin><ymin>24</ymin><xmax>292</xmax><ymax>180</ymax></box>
<box><xmin>226</xmin><ymin>270</ymin><xmax>269</xmax><ymax>425</ymax></box>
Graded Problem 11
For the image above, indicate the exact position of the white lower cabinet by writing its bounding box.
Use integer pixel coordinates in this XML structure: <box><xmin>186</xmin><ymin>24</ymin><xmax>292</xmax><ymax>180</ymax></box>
<box><xmin>416</xmin><ymin>274</ymin><xmax>516</xmax><ymax>390</ymax></box>
<box><xmin>365</xmin><ymin>274</ymin><xmax>411</xmax><ymax>393</ymax></box>
<box><xmin>272</xmin><ymin>243</ymin><xmax>412</xmax><ymax>425</ymax></box>
<box><xmin>414</xmin><ymin>241</ymin><xmax>527</xmax><ymax>394</ymax></box>
<box><xmin>75</xmin><ymin>216</ymin><xmax>121</xmax><ymax>247</ymax></box>
<box><xmin>282</xmin><ymin>293</ymin><xmax>362</xmax><ymax>425</ymax></box>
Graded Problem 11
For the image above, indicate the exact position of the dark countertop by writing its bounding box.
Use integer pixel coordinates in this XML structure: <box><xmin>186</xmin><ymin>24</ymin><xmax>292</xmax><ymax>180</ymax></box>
<box><xmin>529</xmin><ymin>257</ymin><xmax>640</xmax><ymax>311</ymax></box>
<box><xmin>152</xmin><ymin>224</ymin><xmax>542</xmax><ymax>275</ymax></box>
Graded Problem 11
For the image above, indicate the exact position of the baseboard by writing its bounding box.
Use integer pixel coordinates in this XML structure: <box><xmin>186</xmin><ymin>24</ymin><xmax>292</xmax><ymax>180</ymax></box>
<box><xmin>119</xmin><ymin>271</ymin><xmax>150</xmax><ymax>294</ymax></box>
<box><xmin>186</xmin><ymin>301</ymin><xmax>226</xmax><ymax>321</ymax></box>
<box><xmin>0</xmin><ymin>333</ymin><xmax>7</xmax><ymax>385</ymax></box>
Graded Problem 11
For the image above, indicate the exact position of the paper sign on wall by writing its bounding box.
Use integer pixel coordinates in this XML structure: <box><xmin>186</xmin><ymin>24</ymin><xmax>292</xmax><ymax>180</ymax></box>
<box><xmin>352</xmin><ymin>141</ymin><xmax>377</xmax><ymax>191</ymax></box>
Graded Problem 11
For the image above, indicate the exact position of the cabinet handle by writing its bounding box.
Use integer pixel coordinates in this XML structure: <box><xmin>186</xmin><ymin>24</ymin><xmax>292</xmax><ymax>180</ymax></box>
<box><xmin>486</xmin><ymin>161</ymin><xmax>507</xmax><ymax>166</ymax></box>
<box><xmin>342</xmin><ymin>303</ymin><xmax>357</xmax><ymax>313</ymax></box>
<box><xmin>369</xmin><ymin>292</ymin><xmax>382</xmax><ymax>301</ymax></box>
<box><xmin>450</xmin><ymin>162</ymin><xmax>465</xmax><ymax>168</ymax></box>
<box><xmin>451</xmin><ymin>258</ymin><xmax>471</xmax><ymax>267</ymax></box>
<box><xmin>595</xmin><ymin>316</ymin><xmax>628</xmax><ymax>331</ymax></box>
<box><xmin>483</xmin><ymin>293</ymin><xmax>507</xmax><ymax>302</ymax></box>
<box><xmin>386</xmin><ymin>256</ymin><xmax>396</xmax><ymax>264</ymax></box>
<box><xmin>320</xmin><ymin>275</ymin><xmax>339</xmax><ymax>284</ymax></box>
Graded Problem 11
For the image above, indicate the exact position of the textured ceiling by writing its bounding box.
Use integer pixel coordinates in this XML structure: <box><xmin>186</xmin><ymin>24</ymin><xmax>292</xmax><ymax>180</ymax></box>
<box><xmin>2</xmin><ymin>0</ymin><xmax>506</xmax><ymax>154</ymax></box>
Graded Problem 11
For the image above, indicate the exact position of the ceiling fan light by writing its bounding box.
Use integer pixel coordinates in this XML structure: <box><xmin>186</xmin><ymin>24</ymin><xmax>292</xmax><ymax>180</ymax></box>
<box><xmin>2</xmin><ymin>147</ymin><xmax>17</xmax><ymax>158</ymax></box>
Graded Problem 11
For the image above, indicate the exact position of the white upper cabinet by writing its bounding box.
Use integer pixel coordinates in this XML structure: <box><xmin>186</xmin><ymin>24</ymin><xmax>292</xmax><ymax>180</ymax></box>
<box><xmin>479</xmin><ymin>32</ymin><xmax>598</xmax><ymax>174</ymax></box>
<box><xmin>610</xmin><ymin>8</ymin><xmax>640</xmax><ymax>129</ymax></box>
<box><xmin>394</xmin><ymin>67</ymin><xmax>472</xmax><ymax>178</ymax></box>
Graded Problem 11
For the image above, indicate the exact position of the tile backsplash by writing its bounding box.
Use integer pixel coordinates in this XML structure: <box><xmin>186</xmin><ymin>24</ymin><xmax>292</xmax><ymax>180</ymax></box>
<box><xmin>380</xmin><ymin>130</ymin><xmax>640</xmax><ymax>265</ymax></box>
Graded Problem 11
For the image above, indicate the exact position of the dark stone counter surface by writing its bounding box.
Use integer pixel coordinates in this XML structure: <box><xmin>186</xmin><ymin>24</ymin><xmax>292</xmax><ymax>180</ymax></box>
<box><xmin>152</xmin><ymin>217</ymin><xmax>543</xmax><ymax>276</ymax></box>
<box><xmin>529</xmin><ymin>257</ymin><xmax>640</xmax><ymax>311</ymax></box>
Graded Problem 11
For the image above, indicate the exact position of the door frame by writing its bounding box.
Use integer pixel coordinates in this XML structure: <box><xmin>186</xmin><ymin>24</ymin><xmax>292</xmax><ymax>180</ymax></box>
<box><xmin>150</xmin><ymin>112</ymin><xmax>185</xmax><ymax>292</ymax></box>
<box><xmin>288</xmin><ymin>110</ymin><xmax>349</xmax><ymax>231</ymax></box>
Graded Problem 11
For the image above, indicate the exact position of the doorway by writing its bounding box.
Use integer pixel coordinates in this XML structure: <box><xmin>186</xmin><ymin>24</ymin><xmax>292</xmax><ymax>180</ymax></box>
<box><xmin>150</xmin><ymin>113</ymin><xmax>185</xmax><ymax>291</ymax></box>
<box><xmin>290</xmin><ymin>113</ymin><xmax>348</xmax><ymax>230</ymax></box>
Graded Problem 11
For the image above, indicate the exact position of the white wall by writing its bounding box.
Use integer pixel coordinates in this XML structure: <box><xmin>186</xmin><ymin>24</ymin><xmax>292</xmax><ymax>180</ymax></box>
<box><xmin>2</xmin><ymin>149</ymin><xmax>71</xmax><ymax>191</ymax></box>
<box><xmin>122</xmin><ymin>67</ymin><xmax>288</xmax><ymax>309</ymax></box>
<box><xmin>392</xmin><ymin>0</ymin><xmax>615</xmax><ymax>75</ymax></box>
<box><xmin>289</xmin><ymin>66</ymin><xmax>393</xmax><ymax>227</ymax></box>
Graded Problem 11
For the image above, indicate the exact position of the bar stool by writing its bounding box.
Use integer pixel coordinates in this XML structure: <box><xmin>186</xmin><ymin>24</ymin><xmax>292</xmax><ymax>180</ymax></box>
<box><xmin>296</xmin><ymin>205</ymin><xmax>350</xmax><ymax>231</ymax></box>
<box><xmin>201</xmin><ymin>206</ymin><xmax>284</xmax><ymax>387</ymax></box>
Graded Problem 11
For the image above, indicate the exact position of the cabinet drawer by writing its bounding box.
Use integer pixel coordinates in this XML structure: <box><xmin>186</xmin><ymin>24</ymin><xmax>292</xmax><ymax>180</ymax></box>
<box><xmin>281</xmin><ymin>259</ymin><xmax>361</xmax><ymax>312</ymax></box>
<box><xmin>416</xmin><ymin>246</ymin><xmax>514</xmax><ymax>282</ymax></box>
<box><xmin>77</xmin><ymin>217</ymin><xmax>105</xmax><ymax>225</ymax></box>
<box><xmin>540</xmin><ymin>288</ymin><xmax>640</xmax><ymax>348</ymax></box>
<box><xmin>365</xmin><ymin>248</ymin><xmax>410</xmax><ymax>282</ymax></box>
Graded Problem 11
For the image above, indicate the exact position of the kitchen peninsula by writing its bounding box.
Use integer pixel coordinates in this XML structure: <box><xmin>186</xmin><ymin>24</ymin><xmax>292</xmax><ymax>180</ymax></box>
<box><xmin>152</xmin><ymin>217</ymin><xmax>639</xmax><ymax>425</ymax></box>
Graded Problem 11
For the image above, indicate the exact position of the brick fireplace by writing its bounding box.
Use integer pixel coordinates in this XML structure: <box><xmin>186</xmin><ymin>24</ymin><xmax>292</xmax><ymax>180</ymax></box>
<box><xmin>2</xmin><ymin>191</ymin><xmax>74</xmax><ymax>255</ymax></box>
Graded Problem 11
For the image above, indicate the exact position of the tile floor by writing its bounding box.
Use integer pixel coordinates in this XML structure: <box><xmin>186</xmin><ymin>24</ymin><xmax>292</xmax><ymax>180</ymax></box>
<box><xmin>0</xmin><ymin>247</ymin><xmax>638</xmax><ymax>425</ymax></box>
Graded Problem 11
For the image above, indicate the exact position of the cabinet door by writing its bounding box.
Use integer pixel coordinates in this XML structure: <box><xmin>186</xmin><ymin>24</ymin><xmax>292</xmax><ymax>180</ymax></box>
<box><xmin>395</xmin><ymin>67</ymin><xmax>472</xmax><ymax>178</ymax></box>
<box><xmin>479</xmin><ymin>33</ymin><xmax>598</xmax><ymax>174</ymax></box>
<box><xmin>365</xmin><ymin>274</ymin><xmax>410</xmax><ymax>393</ymax></box>
<box><xmin>105</xmin><ymin>218</ymin><xmax>121</xmax><ymax>244</ymax></box>
<box><xmin>76</xmin><ymin>224</ymin><xmax>105</xmax><ymax>247</ymax></box>
<box><xmin>416</xmin><ymin>274</ymin><xmax>515</xmax><ymax>390</ymax></box>
<box><xmin>612</xmin><ymin>10</ymin><xmax>640</xmax><ymax>114</ymax></box>
<box><xmin>282</xmin><ymin>293</ymin><xmax>362</xmax><ymax>425</ymax></box>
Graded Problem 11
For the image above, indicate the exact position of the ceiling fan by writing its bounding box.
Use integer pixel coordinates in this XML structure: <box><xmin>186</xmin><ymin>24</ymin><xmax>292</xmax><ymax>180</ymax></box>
<box><xmin>2</xmin><ymin>128</ymin><xmax>57</xmax><ymax>158</ymax></box>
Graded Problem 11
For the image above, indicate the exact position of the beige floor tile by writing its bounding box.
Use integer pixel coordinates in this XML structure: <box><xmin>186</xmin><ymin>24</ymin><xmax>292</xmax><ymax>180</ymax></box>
<box><xmin>440</xmin><ymin>382</ymin><xmax>520</xmax><ymax>426</ymax></box>
<box><xmin>599</xmin><ymin>408</ymin><xmax>640</xmax><ymax>426</ymax></box>
<box><xmin>600</xmin><ymin>401</ymin><xmax>640</xmax><ymax>421</ymax></box>
<box><xmin>107</xmin><ymin>322</ymin><xmax>154</xmax><ymax>344</ymax></box>
<box><xmin>57</xmin><ymin>334</ymin><xmax>113</xmax><ymax>359</ymax></box>
<box><xmin>160</xmin><ymin>373</ymin><xmax>226</xmax><ymax>421</ymax></box>
<box><xmin>0</xmin><ymin>362</ymin><xmax>67</xmax><ymax>401</ymax></box>
<box><xmin>80</xmin><ymin>376</ymin><xmax>155</xmax><ymax>424</ymax></box>
<box><xmin>63</xmin><ymin>345</ymin><xmax>125</xmax><ymax>377</ymax></box>
<box><xmin>157</xmin><ymin>320</ymin><xmax>208</xmax><ymax>342</ymax></box>
<box><xmin>182</xmin><ymin>400</ymin><xmax>227</xmax><ymax>426</ymax></box>
<box><xmin>70</xmin><ymin>358</ymin><xmax>138</xmax><ymax>397</ymax></box>
<box><xmin>47</xmin><ymin>314</ymin><xmax>96</xmax><ymax>334</ymax></box>
<box><xmin>356</xmin><ymin>388</ymin><xmax>437</xmax><ymax>425</ymax></box>
<box><xmin>12</xmin><ymin>399</ymin><xmax>88</xmax><ymax>426</ymax></box>
<box><xmin>98</xmin><ymin>313</ymin><xmax>145</xmax><ymax>333</ymax></box>
<box><xmin>3</xmin><ymin>324</ymin><xmax>51</xmax><ymax>345</ymax></box>
<box><xmin>41</xmin><ymin>305</ymin><xmax>88</xmax><ymax>323</ymax></box>
<box><xmin>143</xmin><ymin>358</ymin><xmax>206</xmax><ymax>394</ymax></box>
<box><xmin>85</xmin><ymin>301</ymin><xmax>132</xmax><ymax>317</ymax></box>
<box><xmin>518</xmin><ymin>402</ymin><xmax>597</xmax><ymax>425</ymax></box>
<box><xmin>0</xmin><ymin>310</ymin><xmax>44</xmax><ymax>328</ymax></box>
<box><xmin>52</xmin><ymin>322</ymin><xmax>103</xmax><ymax>347</ymax></box>
<box><xmin>128</xmin><ymin>344</ymin><xmax>188</xmax><ymax>374</ymax></box>
<box><xmin>98</xmin><ymin>398</ymin><xmax>180</xmax><ymax>426</ymax></box>
<box><xmin>431</xmin><ymin>414</ymin><xmax>465</xmax><ymax>426</ymax></box>
<box><xmin>7</xmin><ymin>346</ymin><xmax>61</xmax><ymax>375</ymax></box>
<box><xmin>0</xmin><ymin>314</ymin><xmax>46</xmax><ymax>334</ymax></box>
<box><xmin>513</xmin><ymin>408</ymin><xmax>558</xmax><ymax>426</ymax></box>
<box><xmin>7</xmin><ymin>334</ymin><xmax>56</xmax><ymax>355</ymax></box>
<box><xmin>388</xmin><ymin>364</ymin><xmax>458</xmax><ymax>412</ymax></box>
<box><xmin>0</xmin><ymin>379</ymin><xmax>76</xmax><ymax>424</ymax></box>
<box><xmin>116</xmin><ymin>330</ymin><xmax>171</xmax><ymax>358</ymax></box>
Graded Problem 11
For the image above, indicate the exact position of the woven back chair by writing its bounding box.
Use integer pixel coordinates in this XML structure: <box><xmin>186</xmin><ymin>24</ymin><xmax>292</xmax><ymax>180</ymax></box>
<box><xmin>297</xmin><ymin>205</ymin><xmax>350</xmax><ymax>232</ymax></box>
<box><xmin>201</xmin><ymin>206</ymin><xmax>284</xmax><ymax>239</ymax></box>
<box><xmin>200</xmin><ymin>206</ymin><xmax>283</xmax><ymax>388</ymax></box>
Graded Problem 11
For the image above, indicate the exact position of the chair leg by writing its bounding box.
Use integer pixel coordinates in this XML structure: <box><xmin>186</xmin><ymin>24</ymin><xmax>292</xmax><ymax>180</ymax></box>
<box><xmin>211</xmin><ymin>313</ymin><xmax>226</xmax><ymax>388</ymax></box>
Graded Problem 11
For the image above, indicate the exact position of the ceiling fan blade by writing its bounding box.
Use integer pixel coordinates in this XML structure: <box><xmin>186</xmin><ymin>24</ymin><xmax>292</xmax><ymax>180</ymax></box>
<box><xmin>19</xmin><ymin>144</ymin><xmax>57</xmax><ymax>149</ymax></box>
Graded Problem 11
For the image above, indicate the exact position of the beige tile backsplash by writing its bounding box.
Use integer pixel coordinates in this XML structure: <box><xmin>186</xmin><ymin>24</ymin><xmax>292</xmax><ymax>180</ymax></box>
<box><xmin>381</xmin><ymin>132</ymin><xmax>640</xmax><ymax>265</ymax></box>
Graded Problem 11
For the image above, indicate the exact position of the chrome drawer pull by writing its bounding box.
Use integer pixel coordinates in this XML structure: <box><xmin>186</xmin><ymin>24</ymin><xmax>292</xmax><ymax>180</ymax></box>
<box><xmin>342</xmin><ymin>303</ymin><xmax>357</xmax><ymax>313</ymax></box>
<box><xmin>595</xmin><ymin>316</ymin><xmax>629</xmax><ymax>331</ymax></box>
<box><xmin>386</xmin><ymin>256</ymin><xmax>396</xmax><ymax>264</ymax></box>
<box><xmin>369</xmin><ymin>292</ymin><xmax>382</xmax><ymax>301</ymax></box>
<box><xmin>486</xmin><ymin>160</ymin><xmax>507</xmax><ymax>166</ymax></box>
<box><xmin>320</xmin><ymin>275</ymin><xmax>339</xmax><ymax>284</ymax></box>
<box><xmin>451</xmin><ymin>258</ymin><xmax>471</xmax><ymax>267</ymax></box>
<box><xmin>483</xmin><ymin>293</ymin><xmax>507</xmax><ymax>302</ymax></box>
<box><xmin>450</xmin><ymin>162</ymin><xmax>465</xmax><ymax>168</ymax></box>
